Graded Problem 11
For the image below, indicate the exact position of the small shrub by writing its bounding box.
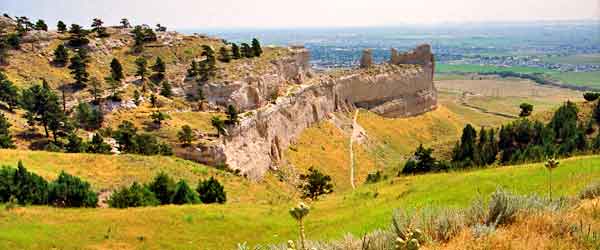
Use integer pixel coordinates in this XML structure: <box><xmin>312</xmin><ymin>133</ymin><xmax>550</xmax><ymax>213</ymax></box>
<box><xmin>583</xmin><ymin>92</ymin><xmax>600</xmax><ymax>102</ymax></box>
<box><xmin>485</xmin><ymin>189</ymin><xmax>519</xmax><ymax>226</ymax></box>
<box><xmin>579</xmin><ymin>182</ymin><xmax>600</xmax><ymax>200</ymax></box>
<box><xmin>365</xmin><ymin>170</ymin><xmax>384</xmax><ymax>184</ymax></box>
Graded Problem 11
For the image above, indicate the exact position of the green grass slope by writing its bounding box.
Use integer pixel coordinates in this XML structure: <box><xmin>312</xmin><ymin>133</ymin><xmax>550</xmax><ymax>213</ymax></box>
<box><xmin>0</xmin><ymin>155</ymin><xmax>598</xmax><ymax>249</ymax></box>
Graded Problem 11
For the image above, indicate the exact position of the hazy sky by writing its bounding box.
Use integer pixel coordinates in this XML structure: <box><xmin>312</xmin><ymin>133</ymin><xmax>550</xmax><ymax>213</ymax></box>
<box><xmin>2</xmin><ymin>0</ymin><xmax>599</xmax><ymax>29</ymax></box>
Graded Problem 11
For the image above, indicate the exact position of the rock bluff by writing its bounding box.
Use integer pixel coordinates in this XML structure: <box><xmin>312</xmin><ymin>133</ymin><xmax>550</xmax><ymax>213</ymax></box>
<box><xmin>199</xmin><ymin>45</ymin><xmax>437</xmax><ymax>179</ymax></box>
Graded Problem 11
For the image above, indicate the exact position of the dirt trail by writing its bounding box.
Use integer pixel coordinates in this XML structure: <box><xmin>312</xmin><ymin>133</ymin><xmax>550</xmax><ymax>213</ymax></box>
<box><xmin>349</xmin><ymin>109</ymin><xmax>360</xmax><ymax>190</ymax></box>
<box><xmin>458</xmin><ymin>92</ymin><xmax>519</xmax><ymax>119</ymax></box>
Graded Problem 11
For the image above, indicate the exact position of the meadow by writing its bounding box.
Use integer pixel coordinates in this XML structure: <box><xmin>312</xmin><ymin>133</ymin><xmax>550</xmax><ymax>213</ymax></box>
<box><xmin>0</xmin><ymin>152</ymin><xmax>598</xmax><ymax>250</ymax></box>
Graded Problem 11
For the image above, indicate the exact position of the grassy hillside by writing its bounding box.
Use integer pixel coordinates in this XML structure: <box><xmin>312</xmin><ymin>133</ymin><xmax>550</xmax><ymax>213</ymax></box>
<box><xmin>0</xmin><ymin>150</ymin><xmax>295</xmax><ymax>204</ymax></box>
<box><xmin>0</xmin><ymin>155</ymin><xmax>598</xmax><ymax>249</ymax></box>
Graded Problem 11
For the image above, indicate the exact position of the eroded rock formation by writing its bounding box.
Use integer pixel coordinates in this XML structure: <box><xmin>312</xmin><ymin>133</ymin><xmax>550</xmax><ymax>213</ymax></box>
<box><xmin>199</xmin><ymin>45</ymin><xmax>437</xmax><ymax>179</ymax></box>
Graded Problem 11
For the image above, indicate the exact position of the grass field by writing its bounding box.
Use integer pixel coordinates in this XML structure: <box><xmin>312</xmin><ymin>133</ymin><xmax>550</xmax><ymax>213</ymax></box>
<box><xmin>548</xmin><ymin>71</ymin><xmax>600</xmax><ymax>88</ymax></box>
<box><xmin>436</xmin><ymin>64</ymin><xmax>550</xmax><ymax>74</ymax></box>
<box><xmin>544</xmin><ymin>54</ymin><xmax>600</xmax><ymax>65</ymax></box>
<box><xmin>0</xmin><ymin>150</ymin><xmax>295</xmax><ymax>204</ymax></box>
<box><xmin>0</xmin><ymin>155</ymin><xmax>598</xmax><ymax>250</ymax></box>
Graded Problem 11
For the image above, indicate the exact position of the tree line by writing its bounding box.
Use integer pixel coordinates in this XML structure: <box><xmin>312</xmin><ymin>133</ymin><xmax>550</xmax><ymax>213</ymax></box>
<box><xmin>402</xmin><ymin>99</ymin><xmax>600</xmax><ymax>175</ymax></box>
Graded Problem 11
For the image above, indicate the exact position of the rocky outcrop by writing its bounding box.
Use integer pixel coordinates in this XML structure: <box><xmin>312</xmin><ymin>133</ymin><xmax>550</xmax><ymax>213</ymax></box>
<box><xmin>199</xmin><ymin>47</ymin><xmax>312</xmax><ymax>111</ymax></box>
<box><xmin>197</xmin><ymin>45</ymin><xmax>437</xmax><ymax>179</ymax></box>
<box><xmin>360</xmin><ymin>49</ymin><xmax>373</xmax><ymax>68</ymax></box>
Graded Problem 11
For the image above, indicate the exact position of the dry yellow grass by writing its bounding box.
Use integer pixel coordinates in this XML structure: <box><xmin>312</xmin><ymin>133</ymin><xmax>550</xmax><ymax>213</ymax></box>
<box><xmin>286</xmin><ymin>121</ymin><xmax>378</xmax><ymax>192</ymax></box>
<box><xmin>425</xmin><ymin>199</ymin><xmax>600</xmax><ymax>250</ymax></box>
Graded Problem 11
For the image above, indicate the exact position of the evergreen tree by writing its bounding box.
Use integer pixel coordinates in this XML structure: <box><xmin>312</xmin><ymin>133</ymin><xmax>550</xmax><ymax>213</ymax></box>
<box><xmin>160</xmin><ymin>81</ymin><xmax>172</xmax><ymax>97</ymax></box>
<box><xmin>218</xmin><ymin>46</ymin><xmax>231</xmax><ymax>63</ymax></box>
<box><xmin>177</xmin><ymin>125</ymin><xmax>193</xmax><ymax>146</ymax></box>
<box><xmin>548</xmin><ymin>101</ymin><xmax>579</xmax><ymax>142</ymax></box>
<box><xmin>149</xmin><ymin>94</ymin><xmax>158</xmax><ymax>108</ymax></box>
<box><xmin>120</xmin><ymin>18</ymin><xmax>131</xmax><ymax>28</ymax></box>
<box><xmin>0</xmin><ymin>73</ymin><xmax>19</xmax><ymax>111</ymax></box>
<box><xmin>519</xmin><ymin>103</ymin><xmax>534</xmax><ymax>117</ymax></box>
<box><xmin>68</xmin><ymin>50</ymin><xmax>89</xmax><ymax>86</ymax></box>
<box><xmin>240</xmin><ymin>43</ymin><xmax>253</xmax><ymax>58</ymax></box>
<box><xmin>21</xmin><ymin>84</ymin><xmax>64</xmax><ymax>138</ymax></box>
<box><xmin>151</xmin><ymin>57</ymin><xmax>166</xmax><ymax>81</ymax></box>
<box><xmin>88</xmin><ymin>77</ymin><xmax>102</xmax><ymax>104</ymax></box>
<box><xmin>225</xmin><ymin>104</ymin><xmax>239</xmax><ymax>125</ymax></box>
<box><xmin>0</xmin><ymin>113</ymin><xmax>15</xmax><ymax>149</ymax></box>
<box><xmin>147</xmin><ymin>172</ymin><xmax>176</xmax><ymax>205</ymax></box>
<box><xmin>75</xmin><ymin>102</ymin><xmax>103</xmax><ymax>130</ymax></box>
<box><xmin>593</xmin><ymin>100</ymin><xmax>600</xmax><ymax>125</ymax></box>
<box><xmin>53</xmin><ymin>44</ymin><xmax>69</xmax><ymax>66</ymax></box>
<box><xmin>135</xmin><ymin>57</ymin><xmax>148</xmax><ymax>82</ymax></box>
<box><xmin>187</xmin><ymin>60</ymin><xmax>200</xmax><ymax>78</ymax></box>
<box><xmin>57</xmin><ymin>21</ymin><xmax>67</xmax><ymax>33</ymax></box>
<box><xmin>108</xmin><ymin>182</ymin><xmax>159</xmax><ymax>208</ymax></box>
<box><xmin>133</xmin><ymin>89</ymin><xmax>141</xmax><ymax>105</ymax></box>
<box><xmin>67</xmin><ymin>24</ymin><xmax>89</xmax><ymax>47</ymax></box>
<box><xmin>150</xmin><ymin>111</ymin><xmax>170</xmax><ymax>128</ymax></box>
<box><xmin>231</xmin><ymin>43</ymin><xmax>241</xmax><ymax>59</ymax></box>
<box><xmin>199</xmin><ymin>45</ymin><xmax>217</xmax><ymax>81</ymax></box>
<box><xmin>170</xmin><ymin>180</ymin><xmax>199</xmax><ymax>204</ymax></box>
<box><xmin>197</xmin><ymin>177</ymin><xmax>226</xmax><ymax>204</ymax></box>
<box><xmin>86</xmin><ymin>133</ymin><xmax>112</xmax><ymax>154</ymax></box>
<box><xmin>110</xmin><ymin>58</ymin><xmax>124</xmax><ymax>82</ymax></box>
<box><xmin>211</xmin><ymin>116</ymin><xmax>226</xmax><ymax>137</ymax></box>
<box><xmin>34</xmin><ymin>19</ymin><xmax>48</xmax><ymax>31</ymax></box>
<box><xmin>65</xmin><ymin>133</ymin><xmax>86</xmax><ymax>153</ymax></box>
<box><xmin>251</xmin><ymin>38</ymin><xmax>263</xmax><ymax>57</ymax></box>
<box><xmin>452</xmin><ymin>124</ymin><xmax>478</xmax><ymax>164</ymax></box>
<box><xmin>106</xmin><ymin>76</ymin><xmax>121</xmax><ymax>101</ymax></box>
<box><xmin>112</xmin><ymin>121</ymin><xmax>138</xmax><ymax>153</ymax></box>
<box><xmin>298</xmin><ymin>167</ymin><xmax>333</xmax><ymax>199</ymax></box>
<box><xmin>48</xmin><ymin>171</ymin><xmax>98</xmax><ymax>207</ymax></box>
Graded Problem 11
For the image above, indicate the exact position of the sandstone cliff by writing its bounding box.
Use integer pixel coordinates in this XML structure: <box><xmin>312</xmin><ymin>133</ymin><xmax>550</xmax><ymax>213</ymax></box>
<box><xmin>198</xmin><ymin>45</ymin><xmax>437</xmax><ymax>179</ymax></box>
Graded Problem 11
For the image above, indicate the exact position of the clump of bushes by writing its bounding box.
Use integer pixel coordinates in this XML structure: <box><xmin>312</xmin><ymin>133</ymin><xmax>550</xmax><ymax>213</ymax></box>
<box><xmin>107</xmin><ymin>172</ymin><xmax>226</xmax><ymax>208</ymax></box>
<box><xmin>112</xmin><ymin>121</ymin><xmax>172</xmax><ymax>156</ymax></box>
<box><xmin>0</xmin><ymin>161</ymin><xmax>97</xmax><ymax>207</ymax></box>
<box><xmin>365</xmin><ymin>170</ymin><xmax>386</xmax><ymax>184</ymax></box>
<box><xmin>401</xmin><ymin>145</ymin><xmax>451</xmax><ymax>175</ymax></box>
<box><xmin>583</xmin><ymin>92</ymin><xmax>600</xmax><ymax>102</ymax></box>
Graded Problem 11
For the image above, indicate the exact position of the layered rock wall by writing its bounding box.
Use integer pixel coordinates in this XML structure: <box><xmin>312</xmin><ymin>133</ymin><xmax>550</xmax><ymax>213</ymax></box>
<box><xmin>200</xmin><ymin>45</ymin><xmax>437</xmax><ymax>179</ymax></box>
<box><xmin>201</xmin><ymin>47</ymin><xmax>312</xmax><ymax>111</ymax></box>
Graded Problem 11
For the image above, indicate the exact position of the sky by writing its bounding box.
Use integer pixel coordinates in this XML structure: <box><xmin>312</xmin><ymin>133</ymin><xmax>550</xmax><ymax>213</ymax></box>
<box><xmin>2</xmin><ymin>0</ymin><xmax>599</xmax><ymax>29</ymax></box>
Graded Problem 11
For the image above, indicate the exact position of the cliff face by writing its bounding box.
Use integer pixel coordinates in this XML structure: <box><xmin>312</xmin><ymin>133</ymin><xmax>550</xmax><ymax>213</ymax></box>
<box><xmin>201</xmin><ymin>48</ymin><xmax>312</xmax><ymax>111</ymax></box>
<box><xmin>199</xmin><ymin>45</ymin><xmax>437</xmax><ymax>179</ymax></box>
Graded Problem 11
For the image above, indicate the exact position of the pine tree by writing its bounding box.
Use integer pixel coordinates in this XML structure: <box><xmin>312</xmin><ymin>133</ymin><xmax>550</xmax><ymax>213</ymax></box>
<box><xmin>88</xmin><ymin>77</ymin><xmax>102</xmax><ymax>104</ymax></box>
<box><xmin>53</xmin><ymin>44</ymin><xmax>69</xmax><ymax>66</ymax></box>
<box><xmin>68</xmin><ymin>51</ymin><xmax>89</xmax><ymax>87</ymax></box>
<box><xmin>519</xmin><ymin>103</ymin><xmax>533</xmax><ymax>117</ymax></box>
<box><xmin>240</xmin><ymin>43</ymin><xmax>253</xmax><ymax>58</ymax></box>
<box><xmin>151</xmin><ymin>57</ymin><xmax>166</xmax><ymax>81</ymax></box>
<box><xmin>135</xmin><ymin>57</ymin><xmax>148</xmax><ymax>82</ymax></box>
<box><xmin>148</xmin><ymin>172</ymin><xmax>175</xmax><ymax>205</ymax></box>
<box><xmin>150</xmin><ymin>111</ymin><xmax>170</xmax><ymax>128</ymax></box>
<box><xmin>160</xmin><ymin>81</ymin><xmax>172</xmax><ymax>97</ymax></box>
<box><xmin>21</xmin><ymin>83</ymin><xmax>65</xmax><ymax>139</ymax></box>
<box><xmin>251</xmin><ymin>38</ymin><xmax>263</xmax><ymax>57</ymax></box>
<box><xmin>110</xmin><ymin>58</ymin><xmax>124</xmax><ymax>81</ymax></box>
<box><xmin>218</xmin><ymin>46</ymin><xmax>231</xmax><ymax>63</ymax></box>
<box><xmin>120</xmin><ymin>18</ymin><xmax>131</xmax><ymax>29</ymax></box>
<box><xmin>196</xmin><ymin>177</ymin><xmax>226</xmax><ymax>204</ymax></box>
<box><xmin>187</xmin><ymin>60</ymin><xmax>200</xmax><ymax>78</ymax></box>
<box><xmin>231</xmin><ymin>43</ymin><xmax>241</xmax><ymax>59</ymax></box>
<box><xmin>133</xmin><ymin>89</ymin><xmax>141</xmax><ymax>105</ymax></box>
<box><xmin>177</xmin><ymin>125</ymin><xmax>193</xmax><ymax>147</ymax></box>
<box><xmin>170</xmin><ymin>180</ymin><xmax>199</xmax><ymax>204</ymax></box>
<box><xmin>225</xmin><ymin>105</ymin><xmax>239</xmax><ymax>125</ymax></box>
<box><xmin>0</xmin><ymin>113</ymin><xmax>15</xmax><ymax>149</ymax></box>
<box><xmin>57</xmin><ymin>21</ymin><xmax>67</xmax><ymax>33</ymax></box>
<box><xmin>149</xmin><ymin>94</ymin><xmax>158</xmax><ymax>108</ymax></box>
<box><xmin>68</xmin><ymin>24</ymin><xmax>89</xmax><ymax>47</ymax></box>
<box><xmin>35</xmin><ymin>20</ymin><xmax>48</xmax><ymax>31</ymax></box>
<box><xmin>0</xmin><ymin>73</ymin><xmax>20</xmax><ymax>111</ymax></box>
<box><xmin>199</xmin><ymin>45</ymin><xmax>216</xmax><ymax>81</ymax></box>
<box><xmin>105</xmin><ymin>76</ymin><xmax>121</xmax><ymax>101</ymax></box>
